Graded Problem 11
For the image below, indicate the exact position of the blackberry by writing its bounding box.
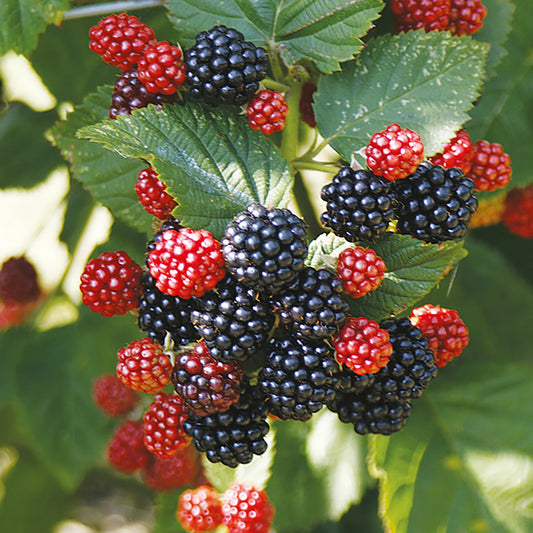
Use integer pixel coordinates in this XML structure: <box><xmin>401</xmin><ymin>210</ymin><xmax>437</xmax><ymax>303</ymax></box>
<box><xmin>0</xmin><ymin>256</ymin><xmax>40</xmax><ymax>304</ymax></box>
<box><xmin>137</xmin><ymin>273</ymin><xmax>199</xmax><ymax>347</ymax></box>
<box><xmin>392</xmin><ymin>161</ymin><xmax>478</xmax><ymax>243</ymax></box>
<box><xmin>191</xmin><ymin>274</ymin><xmax>274</xmax><ymax>363</ymax></box>
<box><xmin>272</xmin><ymin>267</ymin><xmax>348</xmax><ymax>341</ymax></box>
<box><xmin>320</xmin><ymin>167</ymin><xmax>396</xmax><ymax>242</ymax></box>
<box><xmin>146</xmin><ymin>218</ymin><xmax>183</xmax><ymax>265</ymax></box>
<box><xmin>258</xmin><ymin>334</ymin><xmax>339</xmax><ymax>421</ymax></box>
<box><xmin>109</xmin><ymin>69</ymin><xmax>178</xmax><ymax>119</ymax></box>
<box><xmin>222</xmin><ymin>203</ymin><xmax>308</xmax><ymax>295</ymax></box>
<box><xmin>183</xmin><ymin>381</ymin><xmax>270</xmax><ymax>468</ymax></box>
<box><xmin>185</xmin><ymin>25</ymin><xmax>268</xmax><ymax>106</ymax></box>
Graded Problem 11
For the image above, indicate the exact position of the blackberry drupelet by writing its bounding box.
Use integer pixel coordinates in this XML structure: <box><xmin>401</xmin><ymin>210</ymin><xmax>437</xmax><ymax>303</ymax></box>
<box><xmin>391</xmin><ymin>161</ymin><xmax>478</xmax><ymax>243</ymax></box>
<box><xmin>137</xmin><ymin>273</ymin><xmax>199</xmax><ymax>347</ymax></box>
<box><xmin>258</xmin><ymin>334</ymin><xmax>339</xmax><ymax>421</ymax></box>
<box><xmin>185</xmin><ymin>25</ymin><xmax>268</xmax><ymax>106</ymax></box>
<box><xmin>222</xmin><ymin>203</ymin><xmax>308</xmax><ymax>295</ymax></box>
<box><xmin>191</xmin><ymin>274</ymin><xmax>274</xmax><ymax>363</ymax></box>
<box><xmin>320</xmin><ymin>167</ymin><xmax>396</xmax><ymax>242</ymax></box>
<box><xmin>183</xmin><ymin>381</ymin><xmax>270</xmax><ymax>468</ymax></box>
<box><xmin>272</xmin><ymin>267</ymin><xmax>348</xmax><ymax>341</ymax></box>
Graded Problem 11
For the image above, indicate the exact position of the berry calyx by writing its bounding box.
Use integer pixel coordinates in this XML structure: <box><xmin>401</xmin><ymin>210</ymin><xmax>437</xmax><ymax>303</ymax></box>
<box><xmin>80</xmin><ymin>250</ymin><xmax>143</xmax><ymax>317</ymax></box>
<box><xmin>469</xmin><ymin>140</ymin><xmax>512</xmax><ymax>192</ymax></box>
<box><xmin>222</xmin><ymin>482</ymin><xmax>275</xmax><ymax>533</ymax></box>
<box><xmin>143</xmin><ymin>392</ymin><xmax>191</xmax><ymax>458</ymax></box>
<box><xmin>116</xmin><ymin>338</ymin><xmax>173</xmax><ymax>393</ymax></box>
<box><xmin>448</xmin><ymin>0</ymin><xmax>487</xmax><ymax>36</ymax></box>
<box><xmin>178</xmin><ymin>485</ymin><xmax>223</xmax><ymax>533</ymax></box>
<box><xmin>93</xmin><ymin>374</ymin><xmax>138</xmax><ymax>417</ymax></box>
<box><xmin>430</xmin><ymin>129</ymin><xmax>474</xmax><ymax>175</ymax></box>
<box><xmin>135</xmin><ymin>166</ymin><xmax>177</xmax><ymax>219</ymax></box>
<box><xmin>409</xmin><ymin>304</ymin><xmax>469</xmax><ymax>367</ymax></box>
<box><xmin>247</xmin><ymin>90</ymin><xmax>289</xmax><ymax>135</ymax></box>
<box><xmin>148</xmin><ymin>228</ymin><xmax>226</xmax><ymax>299</ymax></box>
<box><xmin>0</xmin><ymin>256</ymin><xmax>41</xmax><ymax>304</ymax></box>
<box><xmin>138</xmin><ymin>41</ymin><xmax>187</xmax><ymax>95</ymax></box>
<box><xmin>107</xmin><ymin>420</ymin><xmax>149</xmax><ymax>474</ymax></box>
<box><xmin>391</xmin><ymin>0</ymin><xmax>451</xmax><ymax>33</ymax></box>
<box><xmin>365</xmin><ymin>124</ymin><xmax>425</xmax><ymax>181</ymax></box>
<box><xmin>336</xmin><ymin>246</ymin><xmax>386</xmax><ymax>298</ymax></box>
<box><xmin>503</xmin><ymin>185</ymin><xmax>533</xmax><ymax>238</ymax></box>
<box><xmin>333</xmin><ymin>317</ymin><xmax>393</xmax><ymax>375</ymax></box>
<box><xmin>89</xmin><ymin>13</ymin><xmax>157</xmax><ymax>71</ymax></box>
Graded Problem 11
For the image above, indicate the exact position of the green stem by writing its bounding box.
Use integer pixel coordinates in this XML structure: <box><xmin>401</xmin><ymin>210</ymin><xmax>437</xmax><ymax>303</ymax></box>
<box><xmin>292</xmin><ymin>161</ymin><xmax>340</xmax><ymax>174</ymax></box>
<box><xmin>261</xmin><ymin>78</ymin><xmax>290</xmax><ymax>92</ymax></box>
<box><xmin>63</xmin><ymin>0</ymin><xmax>162</xmax><ymax>20</ymax></box>
<box><xmin>280</xmin><ymin>83</ymin><xmax>303</xmax><ymax>164</ymax></box>
<box><xmin>293</xmin><ymin>172</ymin><xmax>323</xmax><ymax>239</ymax></box>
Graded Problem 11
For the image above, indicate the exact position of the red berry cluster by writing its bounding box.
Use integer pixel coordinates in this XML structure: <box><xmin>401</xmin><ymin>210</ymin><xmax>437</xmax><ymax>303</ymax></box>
<box><xmin>503</xmin><ymin>185</ymin><xmax>533</xmax><ymax>238</ymax></box>
<box><xmin>135</xmin><ymin>166</ymin><xmax>177</xmax><ymax>220</ymax></box>
<box><xmin>247</xmin><ymin>90</ymin><xmax>289</xmax><ymax>135</ymax></box>
<box><xmin>469</xmin><ymin>140</ymin><xmax>512</xmax><ymax>192</ymax></box>
<box><xmin>336</xmin><ymin>246</ymin><xmax>386</xmax><ymax>298</ymax></box>
<box><xmin>430</xmin><ymin>129</ymin><xmax>473</xmax><ymax>175</ymax></box>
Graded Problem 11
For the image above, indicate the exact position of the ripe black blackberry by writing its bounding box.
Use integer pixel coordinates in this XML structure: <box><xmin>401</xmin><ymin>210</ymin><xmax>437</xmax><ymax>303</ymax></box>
<box><xmin>191</xmin><ymin>274</ymin><xmax>275</xmax><ymax>363</ymax></box>
<box><xmin>137</xmin><ymin>273</ymin><xmax>199</xmax><ymax>347</ymax></box>
<box><xmin>185</xmin><ymin>25</ymin><xmax>268</xmax><ymax>106</ymax></box>
<box><xmin>320</xmin><ymin>166</ymin><xmax>396</xmax><ymax>241</ymax></box>
<box><xmin>272</xmin><ymin>267</ymin><xmax>348</xmax><ymax>341</ymax></box>
<box><xmin>259</xmin><ymin>334</ymin><xmax>339</xmax><ymax>421</ymax></box>
<box><xmin>391</xmin><ymin>161</ymin><xmax>478</xmax><ymax>243</ymax></box>
<box><xmin>183</xmin><ymin>381</ymin><xmax>270</xmax><ymax>468</ymax></box>
<box><xmin>109</xmin><ymin>69</ymin><xmax>178</xmax><ymax>119</ymax></box>
<box><xmin>222</xmin><ymin>203</ymin><xmax>308</xmax><ymax>295</ymax></box>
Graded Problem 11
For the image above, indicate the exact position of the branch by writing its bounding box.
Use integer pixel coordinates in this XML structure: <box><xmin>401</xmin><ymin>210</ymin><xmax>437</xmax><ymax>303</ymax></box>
<box><xmin>63</xmin><ymin>0</ymin><xmax>163</xmax><ymax>21</ymax></box>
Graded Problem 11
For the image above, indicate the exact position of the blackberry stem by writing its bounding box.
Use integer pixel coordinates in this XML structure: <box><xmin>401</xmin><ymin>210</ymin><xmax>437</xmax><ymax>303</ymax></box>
<box><xmin>293</xmin><ymin>172</ymin><xmax>323</xmax><ymax>239</ymax></box>
<box><xmin>63</xmin><ymin>0</ymin><xmax>162</xmax><ymax>20</ymax></box>
<box><xmin>292</xmin><ymin>161</ymin><xmax>339</xmax><ymax>174</ymax></box>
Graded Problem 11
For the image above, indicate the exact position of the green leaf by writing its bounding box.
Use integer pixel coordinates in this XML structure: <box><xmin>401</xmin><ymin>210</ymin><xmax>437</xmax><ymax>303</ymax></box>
<box><xmin>78</xmin><ymin>100</ymin><xmax>293</xmax><ymax>240</ymax></box>
<box><xmin>0</xmin><ymin>103</ymin><xmax>63</xmax><ymax>189</ymax></box>
<box><xmin>48</xmin><ymin>86</ymin><xmax>153</xmax><ymax>236</ymax></box>
<box><xmin>306</xmin><ymin>232</ymin><xmax>354</xmax><ymax>270</ymax></box>
<box><xmin>314</xmin><ymin>31</ymin><xmax>488</xmax><ymax>160</ymax></box>
<box><xmin>370</xmin><ymin>239</ymin><xmax>533</xmax><ymax>532</ymax></box>
<box><xmin>153</xmin><ymin>491</ymin><xmax>187</xmax><ymax>533</ymax></box>
<box><xmin>165</xmin><ymin>0</ymin><xmax>384</xmax><ymax>74</ymax></box>
<box><xmin>0</xmin><ymin>0</ymin><xmax>70</xmax><ymax>56</ymax></box>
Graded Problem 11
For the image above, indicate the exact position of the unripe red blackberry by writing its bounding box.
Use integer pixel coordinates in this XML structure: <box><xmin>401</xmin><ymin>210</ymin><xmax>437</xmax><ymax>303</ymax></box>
<box><xmin>107</xmin><ymin>420</ymin><xmax>149</xmax><ymax>474</ymax></box>
<box><xmin>469</xmin><ymin>140</ymin><xmax>512</xmax><ymax>192</ymax></box>
<box><xmin>178</xmin><ymin>485</ymin><xmax>223</xmax><ymax>533</ymax></box>
<box><xmin>333</xmin><ymin>317</ymin><xmax>393</xmax><ymax>375</ymax></box>
<box><xmin>247</xmin><ymin>90</ymin><xmax>289</xmax><ymax>135</ymax></box>
<box><xmin>448</xmin><ymin>0</ymin><xmax>487</xmax><ymax>35</ymax></box>
<box><xmin>336</xmin><ymin>246</ymin><xmax>386</xmax><ymax>298</ymax></box>
<box><xmin>430</xmin><ymin>129</ymin><xmax>474</xmax><ymax>175</ymax></box>
<box><xmin>135</xmin><ymin>166</ymin><xmax>177</xmax><ymax>219</ymax></box>
<box><xmin>80</xmin><ymin>250</ymin><xmax>143</xmax><ymax>317</ymax></box>
<box><xmin>116</xmin><ymin>338</ymin><xmax>172</xmax><ymax>393</ymax></box>
<box><xmin>0</xmin><ymin>256</ymin><xmax>41</xmax><ymax>304</ymax></box>
<box><xmin>143</xmin><ymin>443</ymin><xmax>201</xmax><ymax>491</ymax></box>
<box><xmin>172</xmin><ymin>341</ymin><xmax>244</xmax><ymax>416</ymax></box>
<box><xmin>222</xmin><ymin>482</ymin><xmax>275</xmax><ymax>533</ymax></box>
<box><xmin>138</xmin><ymin>41</ymin><xmax>187</xmax><ymax>95</ymax></box>
<box><xmin>148</xmin><ymin>228</ymin><xmax>226</xmax><ymax>299</ymax></box>
<box><xmin>409</xmin><ymin>304</ymin><xmax>469</xmax><ymax>367</ymax></box>
<box><xmin>89</xmin><ymin>13</ymin><xmax>156</xmax><ymax>71</ymax></box>
<box><xmin>143</xmin><ymin>392</ymin><xmax>191</xmax><ymax>458</ymax></box>
<box><xmin>391</xmin><ymin>0</ymin><xmax>451</xmax><ymax>33</ymax></box>
<box><xmin>503</xmin><ymin>185</ymin><xmax>533</xmax><ymax>238</ymax></box>
<box><xmin>93</xmin><ymin>374</ymin><xmax>139</xmax><ymax>417</ymax></box>
<box><xmin>366</xmin><ymin>124</ymin><xmax>425</xmax><ymax>181</ymax></box>
<box><xmin>0</xmin><ymin>300</ymin><xmax>38</xmax><ymax>330</ymax></box>
<box><xmin>299</xmin><ymin>81</ymin><xmax>317</xmax><ymax>127</ymax></box>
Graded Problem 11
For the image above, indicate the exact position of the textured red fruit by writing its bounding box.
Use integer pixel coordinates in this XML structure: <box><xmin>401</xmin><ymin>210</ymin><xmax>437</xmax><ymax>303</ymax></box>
<box><xmin>503</xmin><ymin>185</ymin><xmax>533</xmax><ymax>238</ymax></box>
<box><xmin>299</xmin><ymin>81</ymin><xmax>317</xmax><ymax>128</ymax></box>
<box><xmin>178</xmin><ymin>485</ymin><xmax>223</xmax><ymax>533</ymax></box>
<box><xmin>222</xmin><ymin>483</ymin><xmax>274</xmax><ymax>533</ymax></box>
<box><xmin>107</xmin><ymin>420</ymin><xmax>149</xmax><ymax>474</ymax></box>
<box><xmin>138</xmin><ymin>41</ymin><xmax>186</xmax><ymax>95</ymax></box>
<box><xmin>80</xmin><ymin>250</ymin><xmax>143</xmax><ymax>317</ymax></box>
<box><xmin>143</xmin><ymin>392</ymin><xmax>191</xmax><ymax>458</ymax></box>
<box><xmin>430</xmin><ymin>129</ymin><xmax>474</xmax><ymax>175</ymax></box>
<box><xmin>143</xmin><ymin>443</ymin><xmax>201</xmax><ymax>491</ymax></box>
<box><xmin>0</xmin><ymin>256</ymin><xmax>40</xmax><ymax>304</ymax></box>
<box><xmin>333</xmin><ymin>317</ymin><xmax>393</xmax><ymax>375</ymax></box>
<box><xmin>469</xmin><ymin>140</ymin><xmax>512</xmax><ymax>192</ymax></box>
<box><xmin>336</xmin><ymin>246</ymin><xmax>386</xmax><ymax>298</ymax></box>
<box><xmin>93</xmin><ymin>374</ymin><xmax>139</xmax><ymax>417</ymax></box>
<box><xmin>89</xmin><ymin>13</ymin><xmax>156</xmax><ymax>71</ymax></box>
<box><xmin>247</xmin><ymin>90</ymin><xmax>289</xmax><ymax>135</ymax></box>
<box><xmin>366</xmin><ymin>124</ymin><xmax>425</xmax><ymax>181</ymax></box>
<box><xmin>148</xmin><ymin>228</ymin><xmax>226</xmax><ymax>299</ymax></box>
<box><xmin>448</xmin><ymin>0</ymin><xmax>487</xmax><ymax>35</ymax></box>
<box><xmin>135</xmin><ymin>166</ymin><xmax>177</xmax><ymax>219</ymax></box>
<box><xmin>469</xmin><ymin>193</ymin><xmax>506</xmax><ymax>229</ymax></box>
<box><xmin>409</xmin><ymin>304</ymin><xmax>469</xmax><ymax>367</ymax></box>
<box><xmin>117</xmin><ymin>338</ymin><xmax>172</xmax><ymax>393</ymax></box>
<box><xmin>391</xmin><ymin>0</ymin><xmax>451</xmax><ymax>32</ymax></box>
